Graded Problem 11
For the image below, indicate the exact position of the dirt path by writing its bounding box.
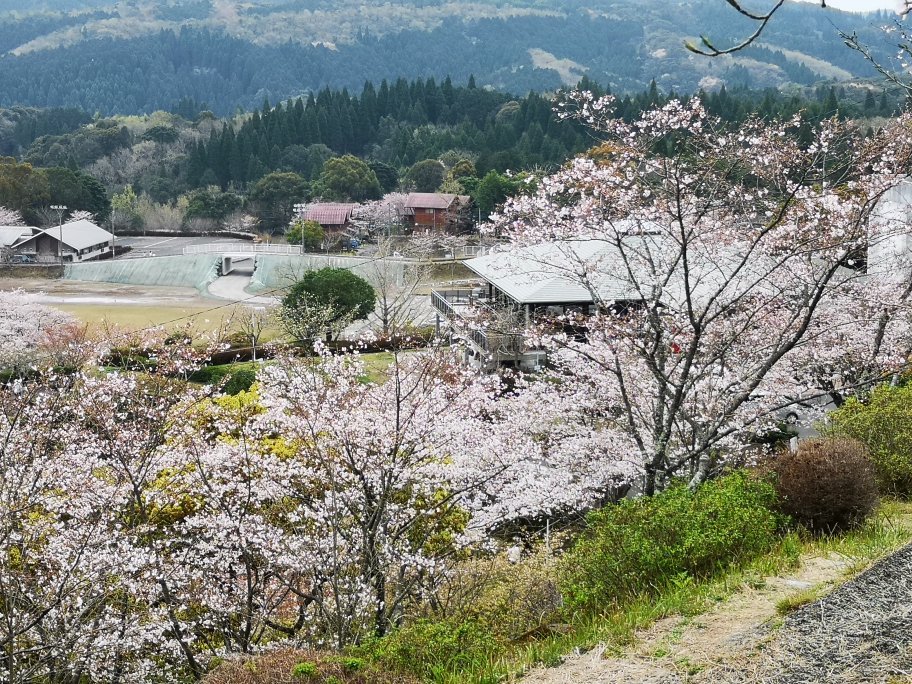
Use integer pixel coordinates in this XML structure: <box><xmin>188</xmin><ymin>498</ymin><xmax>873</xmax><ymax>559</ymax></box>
<box><xmin>521</xmin><ymin>554</ymin><xmax>852</xmax><ymax>684</ymax></box>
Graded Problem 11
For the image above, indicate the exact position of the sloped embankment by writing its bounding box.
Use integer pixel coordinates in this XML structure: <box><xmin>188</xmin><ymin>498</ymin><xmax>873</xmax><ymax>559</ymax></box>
<box><xmin>64</xmin><ymin>255</ymin><xmax>219</xmax><ymax>293</ymax></box>
<box><xmin>732</xmin><ymin>541</ymin><xmax>912</xmax><ymax>683</ymax></box>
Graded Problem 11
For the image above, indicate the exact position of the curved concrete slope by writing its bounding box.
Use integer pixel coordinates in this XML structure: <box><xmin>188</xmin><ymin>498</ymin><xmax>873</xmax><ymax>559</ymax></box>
<box><xmin>64</xmin><ymin>255</ymin><xmax>220</xmax><ymax>292</ymax></box>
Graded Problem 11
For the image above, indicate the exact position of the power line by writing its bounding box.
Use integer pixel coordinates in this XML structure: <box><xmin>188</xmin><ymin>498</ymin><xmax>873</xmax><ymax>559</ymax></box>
<box><xmin>84</xmin><ymin>249</ymin><xmax>414</xmax><ymax>342</ymax></box>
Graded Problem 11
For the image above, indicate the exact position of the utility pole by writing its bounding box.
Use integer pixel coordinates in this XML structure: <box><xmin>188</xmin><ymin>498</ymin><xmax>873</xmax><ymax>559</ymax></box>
<box><xmin>110</xmin><ymin>207</ymin><xmax>116</xmax><ymax>260</ymax></box>
<box><xmin>293</xmin><ymin>202</ymin><xmax>306</xmax><ymax>256</ymax></box>
<box><xmin>51</xmin><ymin>205</ymin><xmax>67</xmax><ymax>265</ymax></box>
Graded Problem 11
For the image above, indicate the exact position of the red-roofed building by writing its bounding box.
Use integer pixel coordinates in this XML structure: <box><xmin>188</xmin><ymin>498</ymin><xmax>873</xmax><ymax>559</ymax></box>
<box><xmin>302</xmin><ymin>203</ymin><xmax>358</xmax><ymax>233</ymax></box>
<box><xmin>404</xmin><ymin>193</ymin><xmax>471</xmax><ymax>232</ymax></box>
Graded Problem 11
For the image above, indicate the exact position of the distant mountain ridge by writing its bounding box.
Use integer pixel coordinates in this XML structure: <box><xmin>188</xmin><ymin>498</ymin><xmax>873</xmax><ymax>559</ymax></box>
<box><xmin>0</xmin><ymin>0</ymin><xmax>897</xmax><ymax>115</ymax></box>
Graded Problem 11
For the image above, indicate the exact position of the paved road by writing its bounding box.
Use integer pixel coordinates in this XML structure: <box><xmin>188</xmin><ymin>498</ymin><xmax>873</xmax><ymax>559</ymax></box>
<box><xmin>207</xmin><ymin>270</ymin><xmax>277</xmax><ymax>306</ymax></box>
<box><xmin>114</xmin><ymin>235</ymin><xmax>253</xmax><ymax>258</ymax></box>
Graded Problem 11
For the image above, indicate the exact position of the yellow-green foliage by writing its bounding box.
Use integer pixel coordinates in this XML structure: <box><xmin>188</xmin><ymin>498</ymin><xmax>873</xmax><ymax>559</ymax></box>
<box><xmin>426</xmin><ymin>548</ymin><xmax>562</xmax><ymax>640</ymax></box>
<box><xmin>184</xmin><ymin>387</ymin><xmax>265</xmax><ymax>445</ymax></box>
<box><xmin>825</xmin><ymin>384</ymin><xmax>912</xmax><ymax>496</ymax></box>
<box><xmin>400</xmin><ymin>488</ymin><xmax>470</xmax><ymax>558</ymax></box>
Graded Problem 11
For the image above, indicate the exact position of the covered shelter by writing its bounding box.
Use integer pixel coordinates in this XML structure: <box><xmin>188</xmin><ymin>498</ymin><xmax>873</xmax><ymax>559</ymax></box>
<box><xmin>461</xmin><ymin>240</ymin><xmax>646</xmax><ymax>323</ymax></box>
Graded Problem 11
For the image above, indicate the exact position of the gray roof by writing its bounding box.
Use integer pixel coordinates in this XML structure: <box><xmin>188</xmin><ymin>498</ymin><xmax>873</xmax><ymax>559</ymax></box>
<box><xmin>41</xmin><ymin>219</ymin><xmax>114</xmax><ymax>249</ymax></box>
<box><xmin>464</xmin><ymin>240</ymin><xmax>645</xmax><ymax>305</ymax></box>
<box><xmin>0</xmin><ymin>226</ymin><xmax>34</xmax><ymax>247</ymax></box>
<box><xmin>464</xmin><ymin>232</ymin><xmax>777</xmax><ymax>308</ymax></box>
<box><xmin>15</xmin><ymin>219</ymin><xmax>113</xmax><ymax>251</ymax></box>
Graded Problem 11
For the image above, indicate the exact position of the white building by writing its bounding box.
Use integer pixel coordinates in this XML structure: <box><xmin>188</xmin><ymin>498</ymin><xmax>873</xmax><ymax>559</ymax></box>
<box><xmin>0</xmin><ymin>226</ymin><xmax>35</xmax><ymax>247</ymax></box>
<box><xmin>869</xmin><ymin>179</ymin><xmax>912</xmax><ymax>282</ymax></box>
<box><xmin>12</xmin><ymin>219</ymin><xmax>113</xmax><ymax>263</ymax></box>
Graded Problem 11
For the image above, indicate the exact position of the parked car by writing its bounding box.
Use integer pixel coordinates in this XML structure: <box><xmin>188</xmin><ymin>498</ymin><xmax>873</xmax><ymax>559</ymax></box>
<box><xmin>10</xmin><ymin>254</ymin><xmax>35</xmax><ymax>264</ymax></box>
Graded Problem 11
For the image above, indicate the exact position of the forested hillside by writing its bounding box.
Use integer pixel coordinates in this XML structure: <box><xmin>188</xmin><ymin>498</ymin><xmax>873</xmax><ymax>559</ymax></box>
<box><xmin>0</xmin><ymin>0</ymin><xmax>895</xmax><ymax>115</ymax></box>
<box><xmin>0</xmin><ymin>74</ymin><xmax>893</xmax><ymax>234</ymax></box>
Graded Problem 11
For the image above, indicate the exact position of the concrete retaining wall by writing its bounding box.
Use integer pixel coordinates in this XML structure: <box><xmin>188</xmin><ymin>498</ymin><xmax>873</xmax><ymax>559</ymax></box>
<box><xmin>250</xmin><ymin>254</ymin><xmax>408</xmax><ymax>292</ymax></box>
<box><xmin>64</xmin><ymin>255</ymin><xmax>220</xmax><ymax>292</ymax></box>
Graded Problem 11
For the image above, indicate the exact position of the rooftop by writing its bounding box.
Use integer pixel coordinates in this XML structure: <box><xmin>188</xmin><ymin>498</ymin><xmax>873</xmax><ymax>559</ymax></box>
<box><xmin>0</xmin><ymin>226</ymin><xmax>34</xmax><ymax>248</ymax></box>
<box><xmin>404</xmin><ymin>193</ymin><xmax>469</xmax><ymax>210</ymax></box>
<box><xmin>464</xmin><ymin>240</ymin><xmax>644</xmax><ymax>305</ymax></box>
<box><xmin>303</xmin><ymin>203</ymin><xmax>358</xmax><ymax>226</ymax></box>
<box><xmin>14</xmin><ymin>219</ymin><xmax>113</xmax><ymax>251</ymax></box>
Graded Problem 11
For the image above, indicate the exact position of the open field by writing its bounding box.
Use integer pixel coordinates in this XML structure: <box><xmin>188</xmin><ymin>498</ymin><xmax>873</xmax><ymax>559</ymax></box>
<box><xmin>1</xmin><ymin>277</ymin><xmax>256</xmax><ymax>334</ymax></box>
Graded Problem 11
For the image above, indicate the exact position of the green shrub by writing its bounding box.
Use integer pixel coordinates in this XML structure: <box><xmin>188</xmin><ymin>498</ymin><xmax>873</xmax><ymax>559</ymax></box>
<box><xmin>773</xmin><ymin>438</ymin><xmax>879</xmax><ymax>534</ymax></box>
<box><xmin>291</xmin><ymin>661</ymin><xmax>318</xmax><ymax>678</ymax></box>
<box><xmin>825</xmin><ymin>385</ymin><xmax>912</xmax><ymax>496</ymax></box>
<box><xmin>189</xmin><ymin>363</ymin><xmax>257</xmax><ymax>395</ymax></box>
<box><xmin>424</xmin><ymin>548</ymin><xmax>562</xmax><ymax>641</ymax></box>
<box><xmin>223</xmin><ymin>368</ymin><xmax>257</xmax><ymax>395</ymax></box>
<box><xmin>340</xmin><ymin>658</ymin><xmax>363</xmax><ymax>672</ymax></box>
<box><xmin>361</xmin><ymin>619</ymin><xmax>502</xmax><ymax>680</ymax></box>
<box><xmin>188</xmin><ymin>364</ymin><xmax>234</xmax><ymax>385</ymax></box>
<box><xmin>561</xmin><ymin>471</ymin><xmax>782</xmax><ymax>611</ymax></box>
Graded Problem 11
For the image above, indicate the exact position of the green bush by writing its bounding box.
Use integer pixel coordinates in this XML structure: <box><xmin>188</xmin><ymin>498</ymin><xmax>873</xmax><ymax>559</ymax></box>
<box><xmin>561</xmin><ymin>471</ymin><xmax>782</xmax><ymax>611</ymax></box>
<box><xmin>223</xmin><ymin>368</ymin><xmax>257</xmax><ymax>395</ymax></box>
<box><xmin>189</xmin><ymin>363</ymin><xmax>257</xmax><ymax>395</ymax></box>
<box><xmin>773</xmin><ymin>438</ymin><xmax>879</xmax><ymax>534</ymax></box>
<box><xmin>825</xmin><ymin>385</ymin><xmax>912</xmax><ymax>496</ymax></box>
<box><xmin>361</xmin><ymin>619</ymin><xmax>502</xmax><ymax>680</ymax></box>
<box><xmin>426</xmin><ymin>548</ymin><xmax>562</xmax><ymax>641</ymax></box>
<box><xmin>291</xmin><ymin>661</ymin><xmax>318</xmax><ymax>678</ymax></box>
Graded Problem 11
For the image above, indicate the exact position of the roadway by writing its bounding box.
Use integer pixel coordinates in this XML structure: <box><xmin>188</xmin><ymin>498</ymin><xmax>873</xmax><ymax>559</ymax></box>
<box><xmin>114</xmin><ymin>235</ymin><xmax>253</xmax><ymax>258</ymax></box>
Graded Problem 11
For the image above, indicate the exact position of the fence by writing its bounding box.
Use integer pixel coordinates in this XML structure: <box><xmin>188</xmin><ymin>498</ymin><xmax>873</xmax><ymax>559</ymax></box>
<box><xmin>183</xmin><ymin>243</ymin><xmax>303</xmax><ymax>256</ymax></box>
<box><xmin>183</xmin><ymin>243</ymin><xmax>495</xmax><ymax>260</ymax></box>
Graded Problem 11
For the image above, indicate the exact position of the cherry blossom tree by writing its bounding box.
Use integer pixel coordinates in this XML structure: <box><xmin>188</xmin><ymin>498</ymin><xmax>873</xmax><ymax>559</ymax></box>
<box><xmin>0</xmin><ymin>206</ymin><xmax>24</xmax><ymax>226</ymax></box>
<box><xmin>2</xmin><ymin>336</ymin><xmax>627</xmax><ymax>679</ymax></box>
<box><xmin>353</xmin><ymin>192</ymin><xmax>408</xmax><ymax>236</ymax></box>
<box><xmin>0</xmin><ymin>290</ymin><xmax>76</xmax><ymax>371</ymax></box>
<box><xmin>491</xmin><ymin>94</ymin><xmax>912</xmax><ymax>494</ymax></box>
<box><xmin>0</xmin><ymin>373</ymin><xmax>178</xmax><ymax>684</ymax></box>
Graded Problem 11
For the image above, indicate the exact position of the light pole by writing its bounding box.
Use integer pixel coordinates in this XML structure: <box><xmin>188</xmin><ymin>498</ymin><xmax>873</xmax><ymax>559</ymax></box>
<box><xmin>251</xmin><ymin>306</ymin><xmax>266</xmax><ymax>362</ymax></box>
<box><xmin>110</xmin><ymin>207</ymin><xmax>116</xmax><ymax>260</ymax></box>
<box><xmin>292</xmin><ymin>202</ymin><xmax>307</xmax><ymax>256</ymax></box>
<box><xmin>50</xmin><ymin>205</ymin><xmax>67</xmax><ymax>265</ymax></box>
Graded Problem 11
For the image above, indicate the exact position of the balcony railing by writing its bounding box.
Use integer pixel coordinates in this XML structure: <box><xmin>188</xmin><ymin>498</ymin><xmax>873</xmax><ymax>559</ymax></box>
<box><xmin>470</xmin><ymin>328</ymin><xmax>524</xmax><ymax>356</ymax></box>
<box><xmin>431</xmin><ymin>288</ymin><xmax>525</xmax><ymax>358</ymax></box>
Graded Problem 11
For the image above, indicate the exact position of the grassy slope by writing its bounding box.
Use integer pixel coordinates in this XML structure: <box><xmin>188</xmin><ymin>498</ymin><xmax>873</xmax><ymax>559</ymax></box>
<box><xmin>453</xmin><ymin>500</ymin><xmax>912</xmax><ymax>684</ymax></box>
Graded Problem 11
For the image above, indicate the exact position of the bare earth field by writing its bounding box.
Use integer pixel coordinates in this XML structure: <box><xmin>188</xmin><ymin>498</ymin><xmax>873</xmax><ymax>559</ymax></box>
<box><xmin>2</xmin><ymin>277</ymin><xmax>236</xmax><ymax>332</ymax></box>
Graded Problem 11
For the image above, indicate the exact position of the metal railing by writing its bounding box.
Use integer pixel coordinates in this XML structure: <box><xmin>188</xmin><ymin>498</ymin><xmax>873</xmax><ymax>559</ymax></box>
<box><xmin>470</xmin><ymin>328</ymin><xmax>524</xmax><ymax>356</ymax></box>
<box><xmin>431</xmin><ymin>288</ymin><xmax>525</xmax><ymax>358</ymax></box>
<box><xmin>431</xmin><ymin>290</ymin><xmax>459</xmax><ymax>317</ymax></box>
<box><xmin>183</xmin><ymin>243</ymin><xmax>302</xmax><ymax>255</ymax></box>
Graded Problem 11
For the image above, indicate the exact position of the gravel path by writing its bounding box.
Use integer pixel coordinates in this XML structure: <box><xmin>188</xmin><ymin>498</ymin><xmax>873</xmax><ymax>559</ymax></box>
<box><xmin>521</xmin><ymin>543</ymin><xmax>912</xmax><ymax>684</ymax></box>
<box><xmin>726</xmin><ymin>541</ymin><xmax>912</xmax><ymax>683</ymax></box>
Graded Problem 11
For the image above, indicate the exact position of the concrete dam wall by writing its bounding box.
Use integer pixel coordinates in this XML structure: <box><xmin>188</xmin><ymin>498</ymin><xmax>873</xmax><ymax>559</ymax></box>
<box><xmin>64</xmin><ymin>255</ymin><xmax>220</xmax><ymax>292</ymax></box>
<box><xmin>250</xmin><ymin>254</ymin><xmax>410</xmax><ymax>293</ymax></box>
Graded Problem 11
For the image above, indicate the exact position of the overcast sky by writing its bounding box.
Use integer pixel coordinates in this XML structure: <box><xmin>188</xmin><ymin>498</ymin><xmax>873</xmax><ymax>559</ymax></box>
<box><xmin>796</xmin><ymin>0</ymin><xmax>899</xmax><ymax>12</ymax></box>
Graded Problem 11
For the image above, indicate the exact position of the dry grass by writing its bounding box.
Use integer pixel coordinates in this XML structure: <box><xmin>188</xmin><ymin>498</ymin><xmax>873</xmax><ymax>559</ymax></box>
<box><xmin>202</xmin><ymin>649</ymin><xmax>418</xmax><ymax>684</ymax></box>
<box><xmin>58</xmin><ymin>303</ymin><xmax>234</xmax><ymax>332</ymax></box>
